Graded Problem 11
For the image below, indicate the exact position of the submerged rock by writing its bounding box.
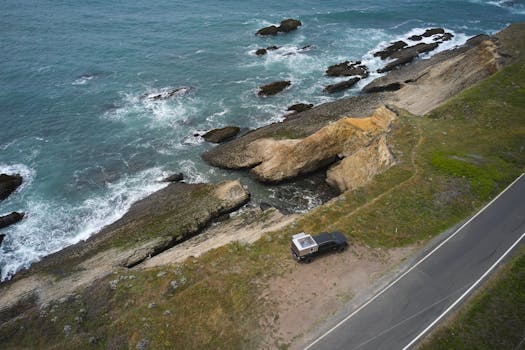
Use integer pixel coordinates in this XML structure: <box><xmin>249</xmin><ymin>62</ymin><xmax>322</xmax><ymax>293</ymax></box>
<box><xmin>0</xmin><ymin>174</ymin><xmax>23</xmax><ymax>201</ymax></box>
<box><xmin>287</xmin><ymin>103</ymin><xmax>314</xmax><ymax>113</ymax></box>
<box><xmin>326</xmin><ymin>61</ymin><xmax>369</xmax><ymax>77</ymax></box>
<box><xmin>143</xmin><ymin>87</ymin><xmax>192</xmax><ymax>101</ymax></box>
<box><xmin>0</xmin><ymin>212</ymin><xmax>25</xmax><ymax>229</ymax></box>
<box><xmin>324</xmin><ymin>77</ymin><xmax>361</xmax><ymax>93</ymax></box>
<box><xmin>203</xmin><ymin>126</ymin><xmax>241</xmax><ymax>143</ymax></box>
<box><xmin>258</xmin><ymin>81</ymin><xmax>291</xmax><ymax>96</ymax></box>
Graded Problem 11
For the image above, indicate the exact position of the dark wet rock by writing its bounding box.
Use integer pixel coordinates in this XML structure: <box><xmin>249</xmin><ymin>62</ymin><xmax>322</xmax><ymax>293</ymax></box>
<box><xmin>163</xmin><ymin>173</ymin><xmax>184</xmax><ymax>183</ymax></box>
<box><xmin>408</xmin><ymin>35</ymin><xmax>423</xmax><ymax>41</ymax></box>
<box><xmin>287</xmin><ymin>103</ymin><xmax>314</xmax><ymax>113</ymax></box>
<box><xmin>301</xmin><ymin>44</ymin><xmax>313</xmax><ymax>51</ymax></box>
<box><xmin>202</xmin><ymin>126</ymin><xmax>240</xmax><ymax>143</ymax></box>
<box><xmin>144</xmin><ymin>87</ymin><xmax>192</xmax><ymax>101</ymax></box>
<box><xmin>0</xmin><ymin>174</ymin><xmax>23</xmax><ymax>201</ymax></box>
<box><xmin>435</xmin><ymin>32</ymin><xmax>454</xmax><ymax>42</ymax></box>
<box><xmin>377</xmin><ymin>55</ymin><xmax>417</xmax><ymax>73</ymax></box>
<box><xmin>324</xmin><ymin>77</ymin><xmax>361</xmax><ymax>93</ymax></box>
<box><xmin>363</xmin><ymin>82</ymin><xmax>403</xmax><ymax>93</ymax></box>
<box><xmin>258</xmin><ymin>81</ymin><xmax>291</xmax><ymax>96</ymax></box>
<box><xmin>326</xmin><ymin>61</ymin><xmax>369</xmax><ymax>77</ymax></box>
<box><xmin>0</xmin><ymin>212</ymin><xmax>25</xmax><ymax>229</ymax></box>
<box><xmin>0</xmin><ymin>234</ymin><xmax>5</xmax><ymax>246</ymax></box>
<box><xmin>277</xmin><ymin>18</ymin><xmax>302</xmax><ymax>33</ymax></box>
<box><xmin>255</xmin><ymin>45</ymin><xmax>280</xmax><ymax>56</ymax></box>
<box><xmin>256</xmin><ymin>19</ymin><xmax>302</xmax><ymax>36</ymax></box>
<box><xmin>374</xmin><ymin>41</ymin><xmax>408</xmax><ymax>59</ymax></box>
<box><xmin>422</xmin><ymin>28</ymin><xmax>445</xmax><ymax>37</ymax></box>
<box><xmin>256</xmin><ymin>25</ymin><xmax>279</xmax><ymax>36</ymax></box>
<box><xmin>390</xmin><ymin>42</ymin><xmax>440</xmax><ymax>59</ymax></box>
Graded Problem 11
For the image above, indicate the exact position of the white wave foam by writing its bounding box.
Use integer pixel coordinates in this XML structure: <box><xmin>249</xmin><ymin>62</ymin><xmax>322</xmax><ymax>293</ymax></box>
<box><xmin>0</xmin><ymin>167</ymin><xmax>167</xmax><ymax>281</ymax></box>
<box><xmin>0</xmin><ymin>163</ymin><xmax>35</xmax><ymax>193</ymax></box>
<box><xmin>470</xmin><ymin>0</ymin><xmax>525</xmax><ymax>14</ymax></box>
<box><xmin>72</xmin><ymin>74</ymin><xmax>94</xmax><ymax>86</ymax></box>
<box><xmin>178</xmin><ymin>159</ymin><xmax>209</xmax><ymax>184</ymax></box>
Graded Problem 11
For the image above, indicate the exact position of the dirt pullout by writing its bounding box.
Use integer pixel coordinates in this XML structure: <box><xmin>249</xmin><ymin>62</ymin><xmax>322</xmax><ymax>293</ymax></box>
<box><xmin>263</xmin><ymin>244</ymin><xmax>417</xmax><ymax>348</ymax></box>
<box><xmin>139</xmin><ymin>208</ymin><xmax>298</xmax><ymax>269</ymax></box>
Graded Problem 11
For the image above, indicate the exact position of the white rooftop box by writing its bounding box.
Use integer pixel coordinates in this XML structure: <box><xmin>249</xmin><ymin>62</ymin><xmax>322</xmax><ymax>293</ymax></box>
<box><xmin>291</xmin><ymin>232</ymin><xmax>319</xmax><ymax>257</ymax></box>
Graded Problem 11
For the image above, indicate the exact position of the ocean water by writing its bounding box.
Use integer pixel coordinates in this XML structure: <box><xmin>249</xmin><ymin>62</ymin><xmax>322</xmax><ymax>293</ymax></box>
<box><xmin>1</xmin><ymin>0</ymin><xmax>524</xmax><ymax>281</ymax></box>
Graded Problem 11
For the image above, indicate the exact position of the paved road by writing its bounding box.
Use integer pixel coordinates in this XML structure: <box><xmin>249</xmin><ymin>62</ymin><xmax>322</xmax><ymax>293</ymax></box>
<box><xmin>306</xmin><ymin>174</ymin><xmax>525</xmax><ymax>350</ymax></box>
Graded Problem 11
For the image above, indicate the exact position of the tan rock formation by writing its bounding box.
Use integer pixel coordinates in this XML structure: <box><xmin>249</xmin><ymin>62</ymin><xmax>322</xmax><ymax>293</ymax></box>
<box><xmin>326</xmin><ymin>135</ymin><xmax>395</xmax><ymax>192</ymax></box>
<box><xmin>244</xmin><ymin>106</ymin><xmax>397</xmax><ymax>182</ymax></box>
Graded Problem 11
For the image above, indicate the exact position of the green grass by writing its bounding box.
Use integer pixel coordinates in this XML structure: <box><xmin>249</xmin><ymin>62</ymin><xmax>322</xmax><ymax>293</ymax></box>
<box><xmin>420</xmin><ymin>247</ymin><xmax>525</xmax><ymax>350</ymax></box>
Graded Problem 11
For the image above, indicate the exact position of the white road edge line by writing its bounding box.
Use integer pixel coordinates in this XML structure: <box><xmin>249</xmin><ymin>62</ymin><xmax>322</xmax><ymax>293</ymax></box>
<box><xmin>402</xmin><ymin>230</ymin><xmax>525</xmax><ymax>349</ymax></box>
<box><xmin>304</xmin><ymin>173</ymin><xmax>525</xmax><ymax>350</ymax></box>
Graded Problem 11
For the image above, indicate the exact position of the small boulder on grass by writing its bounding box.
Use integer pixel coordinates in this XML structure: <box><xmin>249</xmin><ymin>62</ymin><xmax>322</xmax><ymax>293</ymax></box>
<box><xmin>258</xmin><ymin>81</ymin><xmax>291</xmax><ymax>96</ymax></box>
<box><xmin>202</xmin><ymin>126</ymin><xmax>240</xmax><ymax>143</ymax></box>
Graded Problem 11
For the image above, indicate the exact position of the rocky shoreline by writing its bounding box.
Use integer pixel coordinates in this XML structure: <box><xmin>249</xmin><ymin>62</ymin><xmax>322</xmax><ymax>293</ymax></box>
<box><xmin>0</xmin><ymin>21</ymin><xmax>522</xmax><ymax>340</ymax></box>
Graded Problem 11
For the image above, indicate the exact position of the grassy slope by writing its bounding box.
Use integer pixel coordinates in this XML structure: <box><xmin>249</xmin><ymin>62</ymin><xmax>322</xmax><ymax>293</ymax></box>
<box><xmin>1</xmin><ymin>47</ymin><xmax>525</xmax><ymax>350</ymax></box>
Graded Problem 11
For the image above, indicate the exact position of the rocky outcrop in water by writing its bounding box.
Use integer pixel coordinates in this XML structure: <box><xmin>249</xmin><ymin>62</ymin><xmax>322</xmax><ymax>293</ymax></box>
<box><xmin>324</xmin><ymin>77</ymin><xmax>361</xmax><ymax>93</ymax></box>
<box><xmin>258</xmin><ymin>81</ymin><xmax>291</xmax><ymax>96</ymax></box>
<box><xmin>326</xmin><ymin>61</ymin><xmax>369</xmax><ymax>77</ymax></box>
<box><xmin>256</xmin><ymin>45</ymin><xmax>279</xmax><ymax>56</ymax></box>
<box><xmin>203</xmin><ymin>126</ymin><xmax>241</xmax><ymax>143</ymax></box>
<box><xmin>143</xmin><ymin>87</ymin><xmax>192</xmax><ymax>101</ymax></box>
<box><xmin>256</xmin><ymin>18</ymin><xmax>302</xmax><ymax>36</ymax></box>
<box><xmin>0</xmin><ymin>212</ymin><xmax>24</xmax><ymax>229</ymax></box>
<box><xmin>0</xmin><ymin>174</ymin><xmax>22</xmax><ymax>201</ymax></box>
<box><xmin>377</xmin><ymin>42</ymin><xmax>440</xmax><ymax>73</ymax></box>
<box><xmin>374</xmin><ymin>41</ymin><xmax>408</xmax><ymax>59</ymax></box>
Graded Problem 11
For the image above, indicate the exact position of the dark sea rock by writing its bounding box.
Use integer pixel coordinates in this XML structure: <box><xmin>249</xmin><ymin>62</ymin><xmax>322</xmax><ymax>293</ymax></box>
<box><xmin>435</xmin><ymin>32</ymin><xmax>454</xmax><ymax>42</ymax></box>
<box><xmin>255</xmin><ymin>45</ymin><xmax>280</xmax><ymax>56</ymax></box>
<box><xmin>256</xmin><ymin>25</ymin><xmax>279</xmax><ymax>36</ymax></box>
<box><xmin>0</xmin><ymin>174</ymin><xmax>23</xmax><ymax>201</ymax></box>
<box><xmin>374</xmin><ymin>41</ymin><xmax>408</xmax><ymax>59</ymax></box>
<box><xmin>363</xmin><ymin>82</ymin><xmax>403</xmax><ymax>93</ymax></box>
<box><xmin>163</xmin><ymin>173</ymin><xmax>184</xmax><ymax>183</ymax></box>
<box><xmin>377</xmin><ymin>55</ymin><xmax>417</xmax><ymax>73</ymax></box>
<box><xmin>203</xmin><ymin>126</ymin><xmax>241</xmax><ymax>143</ymax></box>
<box><xmin>287</xmin><ymin>103</ymin><xmax>314</xmax><ymax>113</ymax></box>
<box><xmin>258</xmin><ymin>81</ymin><xmax>291</xmax><ymax>96</ymax></box>
<box><xmin>326</xmin><ymin>61</ymin><xmax>369</xmax><ymax>77</ymax></box>
<box><xmin>408</xmin><ymin>35</ymin><xmax>423</xmax><ymax>41</ymax></box>
<box><xmin>256</xmin><ymin>19</ymin><xmax>302</xmax><ymax>36</ymax></box>
<box><xmin>422</xmin><ymin>28</ymin><xmax>445</xmax><ymax>37</ymax></box>
<box><xmin>0</xmin><ymin>212</ymin><xmax>25</xmax><ymax>229</ymax></box>
<box><xmin>0</xmin><ymin>233</ymin><xmax>4</xmax><ymax>246</ymax></box>
<box><xmin>324</xmin><ymin>77</ymin><xmax>361</xmax><ymax>93</ymax></box>
<box><xmin>377</xmin><ymin>42</ymin><xmax>440</xmax><ymax>73</ymax></box>
<box><xmin>277</xmin><ymin>18</ymin><xmax>302</xmax><ymax>33</ymax></box>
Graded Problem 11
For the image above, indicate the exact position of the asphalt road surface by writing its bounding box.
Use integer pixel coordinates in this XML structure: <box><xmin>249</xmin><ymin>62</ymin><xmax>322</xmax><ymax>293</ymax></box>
<box><xmin>306</xmin><ymin>173</ymin><xmax>525</xmax><ymax>350</ymax></box>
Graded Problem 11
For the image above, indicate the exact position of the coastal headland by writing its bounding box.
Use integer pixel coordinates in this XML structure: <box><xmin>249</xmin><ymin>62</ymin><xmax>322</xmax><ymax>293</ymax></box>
<box><xmin>0</xmin><ymin>22</ymin><xmax>524</xmax><ymax>349</ymax></box>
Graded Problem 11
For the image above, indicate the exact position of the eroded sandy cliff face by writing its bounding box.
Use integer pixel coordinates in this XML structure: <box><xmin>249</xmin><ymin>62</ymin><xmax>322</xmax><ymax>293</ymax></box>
<box><xmin>241</xmin><ymin>106</ymin><xmax>397</xmax><ymax>185</ymax></box>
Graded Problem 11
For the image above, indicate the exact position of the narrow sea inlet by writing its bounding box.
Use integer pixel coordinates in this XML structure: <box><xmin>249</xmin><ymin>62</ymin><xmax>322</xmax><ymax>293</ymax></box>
<box><xmin>1</xmin><ymin>0</ymin><xmax>524</xmax><ymax>280</ymax></box>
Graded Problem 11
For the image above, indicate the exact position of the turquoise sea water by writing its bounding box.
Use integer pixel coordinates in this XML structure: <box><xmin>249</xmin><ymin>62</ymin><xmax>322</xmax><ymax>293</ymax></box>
<box><xmin>1</xmin><ymin>0</ymin><xmax>524</xmax><ymax>280</ymax></box>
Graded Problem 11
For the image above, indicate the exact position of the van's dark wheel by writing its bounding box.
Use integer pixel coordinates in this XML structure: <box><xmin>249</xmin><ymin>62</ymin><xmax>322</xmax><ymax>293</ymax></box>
<box><xmin>338</xmin><ymin>245</ymin><xmax>346</xmax><ymax>253</ymax></box>
<box><xmin>305</xmin><ymin>257</ymin><xmax>313</xmax><ymax>263</ymax></box>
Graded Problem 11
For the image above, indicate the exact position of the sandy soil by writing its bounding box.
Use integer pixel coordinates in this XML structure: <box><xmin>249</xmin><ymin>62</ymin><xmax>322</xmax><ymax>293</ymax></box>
<box><xmin>261</xmin><ymin>244</ymin><xmax>418</xmax><ymax>349</ymax></box>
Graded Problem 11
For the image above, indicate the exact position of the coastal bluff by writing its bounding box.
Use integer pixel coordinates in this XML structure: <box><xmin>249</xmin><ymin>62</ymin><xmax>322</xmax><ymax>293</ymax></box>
<box><xmin>202</xmin><ymin>24</ymin><xmax>520</xmax><ymax>189</ymax></box>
